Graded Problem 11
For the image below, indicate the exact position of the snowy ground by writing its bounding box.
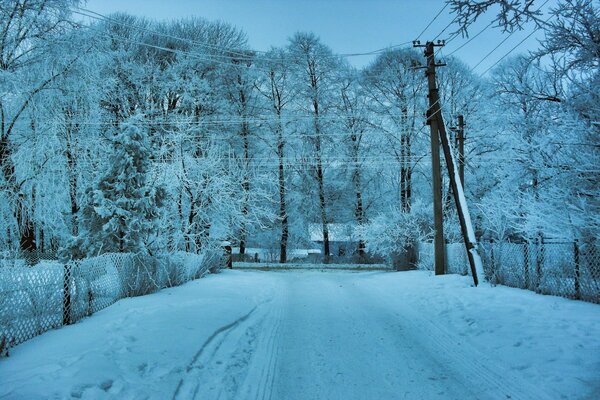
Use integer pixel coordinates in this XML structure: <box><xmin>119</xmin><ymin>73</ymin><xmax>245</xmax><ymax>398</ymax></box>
<box><xmin>1</xmin><ymin>269</ymin><xmax>599</xmax><ymax>400</ymax></box>
<box><xmin>233</xmin><ymin>261</ymin><xmax>391</xmax><ymax>270</ymax></box>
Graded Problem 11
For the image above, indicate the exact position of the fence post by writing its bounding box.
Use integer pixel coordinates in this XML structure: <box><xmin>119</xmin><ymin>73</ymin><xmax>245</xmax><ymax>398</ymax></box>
<box><xmin>62</xmin><ymin>263</ymin><xmax>72</xmax><ymax>325</ymax></box>
<box><xmin>489</xmin><ymin>240</ymin><xmax>495</xmax><ymax>283</ymax></box>
<box><xmin>574</xmin><ymin>240</ymin><xmax>580</xmax><ymax>300</ymax></box>
<box><xmin>222</xmin><ymin>241</ymin><xmax>232</xmax><ymax>269</ymax></box>
<box><xmin>523</xmin><ymin>241</ymin><xmax>530</xmax><ymax>290</ymax></box>
<box><xmin>535</xmin><ymin>236</ymin><xmax>544</xmax><ymax>293</ymax></box>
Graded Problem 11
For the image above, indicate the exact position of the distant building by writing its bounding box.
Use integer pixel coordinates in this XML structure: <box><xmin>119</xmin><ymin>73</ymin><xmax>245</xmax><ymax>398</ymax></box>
<box><xmin>308</xmin><ymin>223</ymin><xmax>359</xmax><ymax>260</ymax></box>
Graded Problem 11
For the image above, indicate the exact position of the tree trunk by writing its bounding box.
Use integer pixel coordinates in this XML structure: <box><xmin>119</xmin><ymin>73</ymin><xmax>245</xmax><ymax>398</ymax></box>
<box><xmin>276</xmin><ymin>117</ymin><xmax>288</xmax><ymax>264</ymax></box>
<box><xmin>314</xmin><ymin>126</ymin><xmax>329</xmax><ymax>264</ymax></box>
<box><xmin>0</xmin><ymin>134</ymin><xmax>37</xmax><ymax>251</ymax></box>
<box><xmin>352</xmin><ymin>134</ymin><xmax>365</xmax><ymax>260</ymax></box>
<box><xmin>186</xmin><ymin>199</ymin><xmax>197</xmax><ymax>253</ymax></box>
<box><xmin>405</xmin><ymin>132</ymin><xmax>412</xmax><ymax>211</ymax></box>
<box><xmin>177</xmin><ymin>188</ymin><xmax>184</xmax><ymax>251</ymax></box>
<box><xmin>400</xmin><ymin>106</ymin><xmax>409</xmax><ymax>212</ymax></box>
<box><xmin>64</xmin><ymin>118</ymin><xmax>79</xmax><ymax>237</ymax></box>
<box><xmin>16</xmin><ymin>197</ymin><xmax>36</xmax><ymax>252</ymax></box>
<box><xmin>239</xmin><ymin>120</ymin><xmax>250</xmax><ymax>256</ymax></box>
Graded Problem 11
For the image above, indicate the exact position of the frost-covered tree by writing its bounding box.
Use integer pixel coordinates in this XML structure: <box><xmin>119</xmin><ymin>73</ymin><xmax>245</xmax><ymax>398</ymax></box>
<box><xmin>0</xmin><ymin>2</ymin><xmax>595</xmax><ymax>266</ymax></box>
<box><xmin>288</xmin><ymin>32</ymin><xmax>343</xmax><ymax>263</ymax></box>
<box><xmin>254</xmin><ymin>47</ymin><xmax>297</xmax><ymax>263</ymax></box>
<box><xmin>67</xmin><ymin>116</ymin><xmax>166</xmax><ymax>258</ymax></box>
<box><xmin>363</xmin><ymin>48</ymin><xmax>426</xmax><ymax>213</ymax></box>
<box><xmin>0</xmin><ymin>0</ymin><xmax>81</xmax><ymax>252</ymax></box>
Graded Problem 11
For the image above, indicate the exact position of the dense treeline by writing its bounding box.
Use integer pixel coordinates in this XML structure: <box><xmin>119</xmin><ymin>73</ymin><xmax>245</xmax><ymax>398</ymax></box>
<box><xmin>0</xmin><ymin>0</ymin><xmax>597</xmax><ymax>262</ymax></box>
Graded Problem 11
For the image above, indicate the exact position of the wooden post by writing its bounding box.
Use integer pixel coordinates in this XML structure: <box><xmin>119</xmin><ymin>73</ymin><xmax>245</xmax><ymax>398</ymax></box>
<box><xmin>414</xmin><ymin>40</ymin><xmax>483</xmax><ymax>285</ymax></box>
<box><xmin>489</xmin><ymin>240</ymin><xmax>496</xmax><ymax>283</ymax></box>
<box><xmin>419</xmin><ymin>41</ymin><xmax>446</xmax><ymax>276</ymax></box>
<box><xmin>524</xmin><ymin>240</ymin><xmax>530</xmax><ymax>290</ymax></box>
<box><xmin>574</xmin><ymin>240</ymin><xmax>580</xmax><ymax>299</ymax></box>
<box><xmin>535</xmin><ymin>236</ymin><xmax>544</xmax><ymax>293</ymax></box>
<box><xmin>457</xmin><ymin>115</ymin><xmax>465</xmax><ymax>186</ymax></box>
<box><xmin>436</xmin><ymin>111</ymin><xmax>483</xmax><ymax>286</ymax></box>
<box><xmin>225</xmin><ymin>244</ymin><xmax>232</xmax><ymax>269</ymax></box>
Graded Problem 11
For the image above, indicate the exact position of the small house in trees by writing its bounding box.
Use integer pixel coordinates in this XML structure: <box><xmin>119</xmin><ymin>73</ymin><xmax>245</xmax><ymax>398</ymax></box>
<box><xmin>309</xmin><ymin>223</ymin><xmax>359</xmax><ymax>261</ymax></box>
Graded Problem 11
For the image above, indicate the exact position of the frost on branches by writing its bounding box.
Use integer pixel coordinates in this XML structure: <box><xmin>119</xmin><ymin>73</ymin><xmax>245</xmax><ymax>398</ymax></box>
<box><xmin>66</xmin><ymin>116</ymin><xmax>166</xmax><ymax>259</ymax></box>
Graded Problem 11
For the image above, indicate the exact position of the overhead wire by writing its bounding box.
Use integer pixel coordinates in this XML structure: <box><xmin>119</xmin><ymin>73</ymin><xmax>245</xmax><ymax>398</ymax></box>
<box><xmin>71</xmin><ymin>20</ymin><xmax>275</xmax><ymax>74</ymax></box>
<box><xmin>72</xmin><ymin>6</ymin><xmax>415</xmax><ymax>62</ymax></box>
<box><xmin>72</xmin><ymin>7</ymin><xmax>260</xmax><ymax>60</ymax></box>
<box><xmin>59</xmin><ymin>2</ymin><xmax>578</xmax><ymax>172</ymax></box>
<box><xmin>415</xmin><ymin>2</ymin><xmax>449</xmax><ymax>41</ymax></box>
<box><xmin>468</xmin><ymin>0</ymin><xmax>550</xmax><ymax>73</ymax></box>
<box><xmin>71</xmin><ymin>7</ymin><xmax>426</xmax><ymax>83</ymax></box>
<box><xmin>444</xmin><ymin>20</ymin><xmax>494</xmax><ymax>57</ymax></box>
<box><xmin>479</xmin><ymin>13</ymin><xmax>554</xmax><ymax>75</ymax></box>
<box><xmin>3</xmin><ymin>0</ymin><xmax>592</xmax><ymax>205</ymax></box>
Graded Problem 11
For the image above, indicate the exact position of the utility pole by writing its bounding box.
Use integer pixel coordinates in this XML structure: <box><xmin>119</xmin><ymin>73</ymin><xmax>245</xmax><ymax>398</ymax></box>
<box><xmin>457</xmin><ymin>115</ymin><xmax>465</xmax><ymax>186</ymax></box>
<box><xmin>414</xmin><ymin>40</ymin><xmax>446</xmax><ymax>276</ymax></box>
<box><xmin>414</xmin><ymin>41</ymin><xmax>483</xmax><ymax>286</ymax></box>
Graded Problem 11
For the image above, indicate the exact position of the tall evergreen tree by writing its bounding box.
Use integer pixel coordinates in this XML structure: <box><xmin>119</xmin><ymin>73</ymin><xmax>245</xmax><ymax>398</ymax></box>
<box><xmin>67</xmin><ymin>115</ymin><xmax>165</xmax><ymax>258</ymax></box>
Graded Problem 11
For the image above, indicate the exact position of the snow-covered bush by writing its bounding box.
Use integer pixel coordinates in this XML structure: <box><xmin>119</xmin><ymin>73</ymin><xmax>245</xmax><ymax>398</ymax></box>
<box><xmin>361</xmin><ymin>201</ymin><xmax>433</xmax><ymax>259</ymax></box>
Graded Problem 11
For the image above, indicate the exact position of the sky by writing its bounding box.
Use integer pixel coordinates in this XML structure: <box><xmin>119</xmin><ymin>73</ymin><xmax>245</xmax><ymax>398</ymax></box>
<box><xmin>83</xmin><ymin>0</ymin><xmax>556</xmax><ymax>74</ymax></box>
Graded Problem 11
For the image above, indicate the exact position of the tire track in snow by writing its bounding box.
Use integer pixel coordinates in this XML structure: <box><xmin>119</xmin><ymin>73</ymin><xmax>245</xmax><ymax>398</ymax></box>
<box><xmin>171</xmin><ymin>305</ymin><xmax>261</xmax><ymax>400</ymax></box>
<box><xmin>238</xmin><ymin>286</ymin><xmax>286</xmax><ymax>400</ymax></box>
<box><xmin>172</xmin><ymin>286</ymin><xmax>284</xmax><ymax>400</ymax></box>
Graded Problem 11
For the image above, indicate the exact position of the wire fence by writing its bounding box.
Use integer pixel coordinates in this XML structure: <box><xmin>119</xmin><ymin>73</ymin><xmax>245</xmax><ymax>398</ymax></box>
<box><xmin>417</xmin><ymin>240</ymin><xmax>600</xmax><ymax>304</ymax></box>
<box><xmin>481</xmin><ymin>240</ymin><xmax>600</xmax><ymax>303</ymax></box>
<box><xmin>0</xmin><ymin>250</ymin><xmax>224</xmax><ymax>355</ymax></box>
<box><xmin>416</xmin><ymin>241</ymin><xmax>470</xmax><ymax>276</ymax></box>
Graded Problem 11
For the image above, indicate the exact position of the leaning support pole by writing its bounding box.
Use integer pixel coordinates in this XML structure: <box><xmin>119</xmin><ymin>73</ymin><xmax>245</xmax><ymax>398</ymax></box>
<box><xmin>436</xmin><ymin>113</ymin><xmax>484</xmax><ymax>285</ymax></box>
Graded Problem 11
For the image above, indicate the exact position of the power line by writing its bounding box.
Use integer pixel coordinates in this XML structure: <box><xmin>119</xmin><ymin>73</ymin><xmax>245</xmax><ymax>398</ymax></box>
<box><xmin>415</xmin><ymin>2</ymin><xmax>449</xmax><ymax>41</ymax></box>
<box><xmin>479</xmin><ymin>14</ymin><xmax>553</xmax><ymax>75</ymax></box>
<box><xmin>433</xmin><ymin>15</ymin><xmax>459</xmax><ymax>41</ymax></box>
<box><xmin>72</xmin><ymin>6</ymin><xmax>414</xmax><ymax>62</ymax></box>
<box><xmin>13</xmin><ymin>114</ymin><xmax>399</xmax><ymax>126</ymax></box>
<box><xmin>468</xmin><ymin>0</ymin><xmax>550</xmax><ymax>73</ymax></box>
<box><xmin>72</xmin><ymin>21</ymin><xmax>275</xmax><ymax>74</ymax></box>
<box><xmin>445</xmin><ymin>20</ymin><xmax>494</xmax><ymax>57</ymax></box>
<box><xmin>72</xmin><ymin>7</ymin><xmax>257</xmax><ymax>60</ymax></box>
<box><xmin>71</xmin><ymin>11</ymin><xmax>421</xmax><ymax>83</ymax></box>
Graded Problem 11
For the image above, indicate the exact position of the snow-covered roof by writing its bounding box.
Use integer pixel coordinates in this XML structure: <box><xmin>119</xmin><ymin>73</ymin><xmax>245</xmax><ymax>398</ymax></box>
<box><xmin>309</xmin><ymin>223</ymin><xmax>357</xmax><ymax>242</ymax></box>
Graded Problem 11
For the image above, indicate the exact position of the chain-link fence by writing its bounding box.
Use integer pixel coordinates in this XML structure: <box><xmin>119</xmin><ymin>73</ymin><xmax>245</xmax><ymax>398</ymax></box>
<box><xmin>416</xmin><ymin>241</ymin><xmax>470</xmax><ymax>275</ymax></box>
<box><xmin>480</xmin><ymin>241</ymin><xmax>600</xmax><ymax>303</ymax></box>
<box><xmin>0</xmin><ymin>250</ymin><xmax>224</xmax><ymax>355</ymax></box>
<box><xmin>416</xmin><ymin>240</ymin><xmax>600</xmax><ymax>304</ymax></box>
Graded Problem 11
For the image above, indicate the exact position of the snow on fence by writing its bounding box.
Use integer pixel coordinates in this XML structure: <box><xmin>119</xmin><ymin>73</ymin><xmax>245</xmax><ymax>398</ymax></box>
<box><xmin>417</xmin><ymin>240</ymin><xmax>600</xmax><ymax>304</ymax></box>
<box><xmin>0</xmin><ymin>251</ymin><xmax>224</xmax><ymax>353</ymax></box>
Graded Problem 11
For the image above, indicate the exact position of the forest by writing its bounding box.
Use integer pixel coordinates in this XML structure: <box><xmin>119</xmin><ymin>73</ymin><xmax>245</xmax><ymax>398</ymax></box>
<box><xmin>0</xmin><ymin>0</ymin><xmax>597</xmax><ymax>264</ymax></box>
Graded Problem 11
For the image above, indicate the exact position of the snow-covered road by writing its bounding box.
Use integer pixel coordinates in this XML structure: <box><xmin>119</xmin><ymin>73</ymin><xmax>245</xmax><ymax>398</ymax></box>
<box><xmin>1</xmin><ymin>270</ymin><xmax>599</xmax><ymax>399</ymax></box>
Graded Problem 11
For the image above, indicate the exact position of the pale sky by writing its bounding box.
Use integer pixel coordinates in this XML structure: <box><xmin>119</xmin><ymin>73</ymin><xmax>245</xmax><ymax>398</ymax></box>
<box><xmin>83</xmin><ymin>0</ymin><xmax>556</xmax><ymax>73</ymax></box>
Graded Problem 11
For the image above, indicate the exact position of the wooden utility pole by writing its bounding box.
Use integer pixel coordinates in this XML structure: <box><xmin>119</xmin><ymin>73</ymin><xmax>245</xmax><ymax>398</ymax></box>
<box><xmin>414</xmin><ymin>41</ymin><xmax>483</xmax><ymax>286</ymax></box>
<box><xmin>457</xmin><ymin>115</ymin><xmax>465</xmax><ymax>186</ymax></box>
<box><xmin>415</xmin><ymin>40</ymin><xmax>446</xmax><ymax>276</ymax></box>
